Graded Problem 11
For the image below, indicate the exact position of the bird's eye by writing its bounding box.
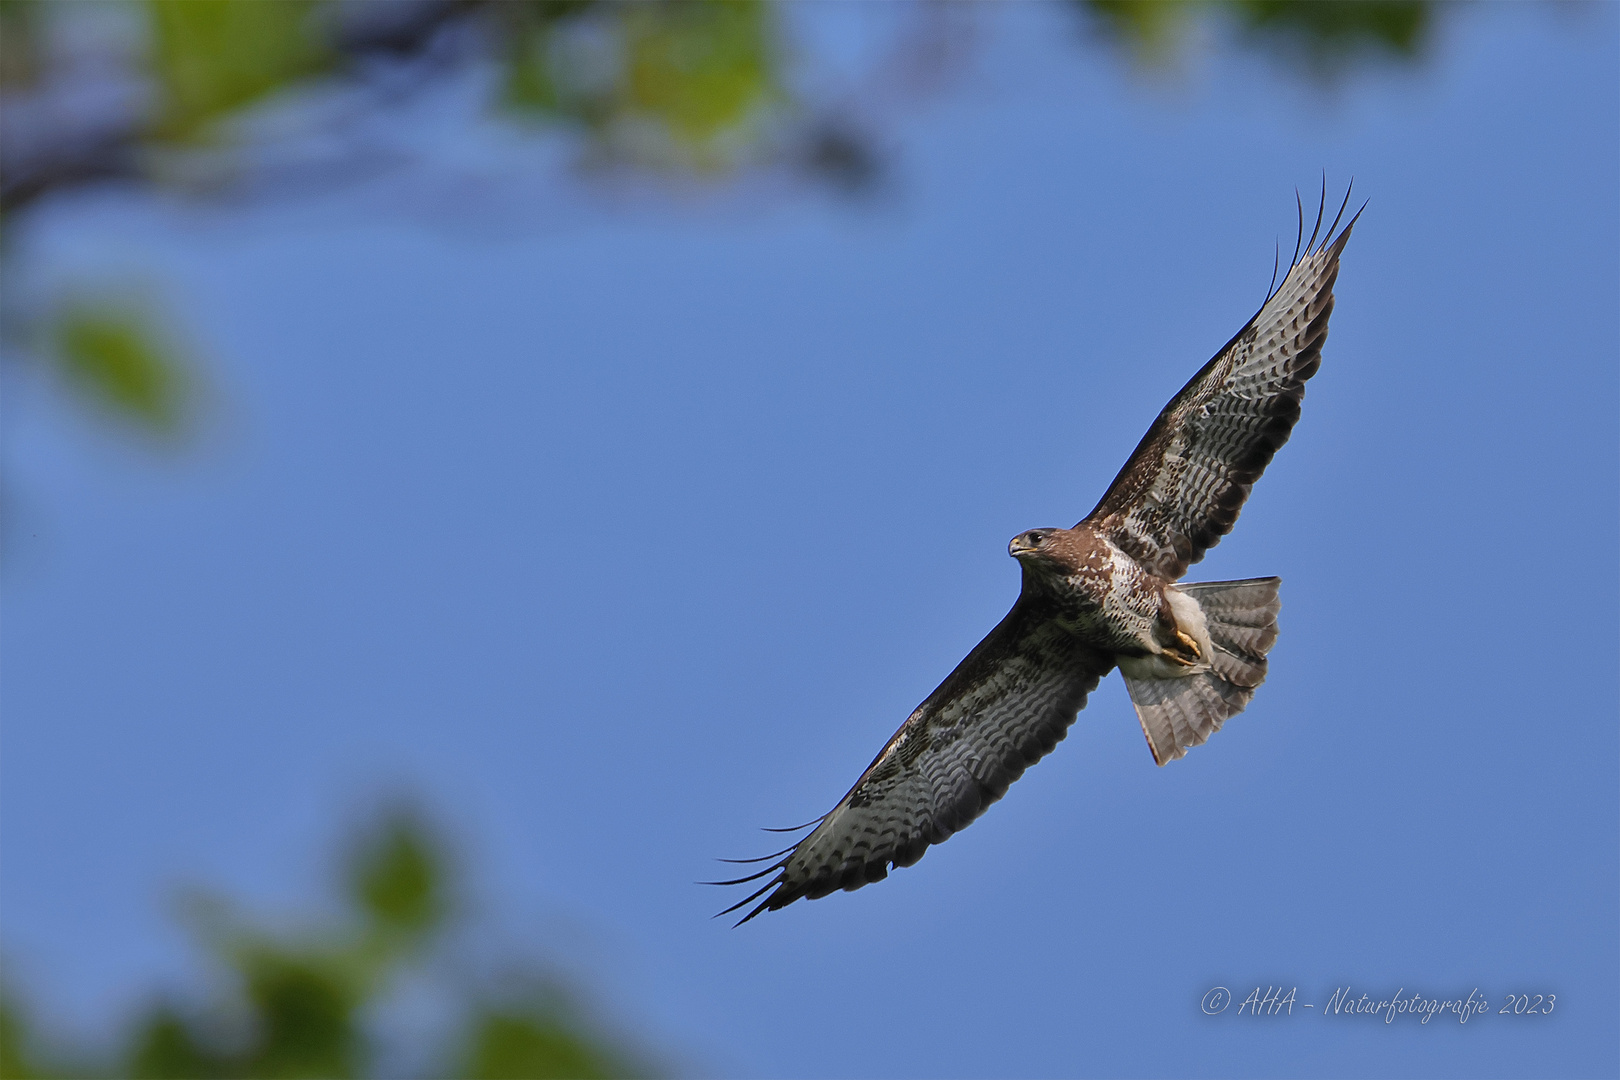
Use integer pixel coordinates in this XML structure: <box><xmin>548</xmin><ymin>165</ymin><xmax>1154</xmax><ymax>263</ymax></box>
<box><xmin>1029</xmin><ymin>532</ymin><xmax>1044</xmax><ymax>545</ymax></box>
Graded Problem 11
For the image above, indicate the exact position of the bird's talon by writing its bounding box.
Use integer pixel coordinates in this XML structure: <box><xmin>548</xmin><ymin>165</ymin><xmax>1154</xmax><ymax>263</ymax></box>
<box><xmin>1175</xmin><ymin>629</ymin><xmax>1202</xmax><ymax>659</ymax></box>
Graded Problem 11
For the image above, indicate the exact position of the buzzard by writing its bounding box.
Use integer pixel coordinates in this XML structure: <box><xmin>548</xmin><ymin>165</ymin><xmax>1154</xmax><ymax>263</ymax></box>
<box><xmin>716</xmin><ymin>190</ymin><xmax>1361</xmax><ymax>924</ymax></box>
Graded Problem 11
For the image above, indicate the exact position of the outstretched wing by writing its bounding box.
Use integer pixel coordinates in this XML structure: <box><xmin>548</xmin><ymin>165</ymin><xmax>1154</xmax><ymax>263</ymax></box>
<box><xmin>717</xmin><ymin>598</ymin><xmax>1113</xmax><ymax>924</ymax></box>
<box><xmin>1084</xmin><ymin>195</ymin><xmax>1362</xmax><ymax>581</ymax></box>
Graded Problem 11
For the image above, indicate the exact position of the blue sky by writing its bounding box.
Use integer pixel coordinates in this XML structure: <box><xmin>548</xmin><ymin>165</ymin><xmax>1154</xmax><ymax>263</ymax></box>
<box><xmin>3</xmin><ymin>4</ymin><xmax>1616</xmax><ymax>1078</ymax></box>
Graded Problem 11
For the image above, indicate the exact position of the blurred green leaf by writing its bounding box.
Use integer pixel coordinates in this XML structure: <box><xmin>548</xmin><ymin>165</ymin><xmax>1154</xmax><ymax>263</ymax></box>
<box><xmin>502</xmin><ymin>1</ymin><xmax>600</xmax><ymax>116</ymax></box>
<box><xmin>128</xmin><ymin>953</ymin><xmax>365</xmax><ymax>1080</ymax></box>
<box><xmin>0</xmin><ymin>994</ymin><xmax>48</xmax><ymax>1080</ymax></box>
<box><xmin>0</xmin><ymin>989</ymin><xmax>91</xmax><ymax>1080</ymax></box>
<box><xmin>53</xmin><ymin>303</ymin><xmax>188</xmax><ymax>432</ymax></box>
<box><xmin>505</xmin><ymin>31</ymin><xmax>561</xmax><ymax>115</ymax></box>
<box><xmin>147</xmin><ymin>0</ymin><xmax>333</xmax><ymax>141</ymax></box>
<box><xmin>1083</xmin><ymin>0</ymin><xmax>1189</xmax><ymax>57</ymax></box>
<box><xmin>457</xmin><ymin>1006</ymin><xmax>632</xmax><ymax>1080</ymax></box>
<box><xmin>1228</xmin><ymin>0</ymin><xmax>1429</xmax><ymax>61</ymax></box>
<box><xmin>128</xmin><ymin>1005</ymin><xmax>229</xmax><ymax>1080</ymax></box>
<box><xmin>0</xmin><ymin>0</ymin><xmax>39</xmax><ymax>89</ymax></box>
<box><xmin>237</xmin><ymin>952</ymin><xmax>361</xmax><ymax>1080</ymax></box>
<box><xmin>499</xmin><ymin>0</ymin><xmax>777</xmax><ymax>168</ymax></box>
<box><xmin>347</xmin><ymin>808</ymin><xmax>448</xmax><ymax>943</ymax></box>
<box><xmin>624</xmin><ymin>0</ymin><xmax>772</xmax><ymax>147</ymax></box>
<box><xmin>1082</xmin><ymin>0</ymin><xmax>1431</xmax><ymax>69</ymax></box>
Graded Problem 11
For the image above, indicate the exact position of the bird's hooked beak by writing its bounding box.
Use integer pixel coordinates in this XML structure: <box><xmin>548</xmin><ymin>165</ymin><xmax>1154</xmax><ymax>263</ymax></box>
<box><xmin>1008</xmin><ymin>532</ymin><xmax>1042</xmax><ymax>559</ymax></box>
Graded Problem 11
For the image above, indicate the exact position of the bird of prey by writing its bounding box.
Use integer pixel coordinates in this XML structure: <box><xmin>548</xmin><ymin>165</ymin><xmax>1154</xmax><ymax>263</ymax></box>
<box><xmin>716</xmin><ymin>190</ymin><xmax>1361</xmax><ymax>925</ymax></box>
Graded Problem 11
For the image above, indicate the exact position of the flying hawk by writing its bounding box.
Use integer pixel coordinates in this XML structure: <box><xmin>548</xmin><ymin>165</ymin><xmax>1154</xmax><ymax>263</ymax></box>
<box><xmin>716</xmin><ymin>190</ymin><xmax>1361</xmax><ymax>924</ymax></box>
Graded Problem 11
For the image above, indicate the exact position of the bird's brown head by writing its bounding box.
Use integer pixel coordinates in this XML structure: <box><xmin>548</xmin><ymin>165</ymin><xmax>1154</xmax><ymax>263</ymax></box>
<box><xmin>1009</xmin><ymin>528</ymin><xmax>1059</xmax><ymax>561</ymax></box>
<box><xmin>1009</xmin><ymin>527</ymin><xmax>1092</xmax><ymax>578</ymax></box>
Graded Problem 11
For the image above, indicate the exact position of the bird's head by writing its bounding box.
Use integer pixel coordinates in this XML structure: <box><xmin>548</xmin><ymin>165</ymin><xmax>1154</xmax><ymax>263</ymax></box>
<box><xmin>1010</xmin><ymin>527</ymin><xmax>1091</xmax><ymax>586</ymax></box>
<box><xmin>1009</xmin><ymin>529</ymin><xmax>1059</xmax><ymax>561</ymax></box>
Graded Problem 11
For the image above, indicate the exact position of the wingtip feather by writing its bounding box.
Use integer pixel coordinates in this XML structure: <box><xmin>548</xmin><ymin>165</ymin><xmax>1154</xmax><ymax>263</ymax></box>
<box><xmin>761</xmin><ymin>817</ymin><xmax>824</xmax><ymax>833</ymax></box>
<box><xmin>715</xmin><ymin>843</ymin><xmax>799</xmax><ymax>865</ymax></box>
<box><xmin>715</xmin><ymin>879</ymin><xmax>780</xmax><ymax>922</ymax></box>
<box><xmin>1305</xmin><ymin>173</ymin><xmax>1327</xmax><ymax>255</ymax></box>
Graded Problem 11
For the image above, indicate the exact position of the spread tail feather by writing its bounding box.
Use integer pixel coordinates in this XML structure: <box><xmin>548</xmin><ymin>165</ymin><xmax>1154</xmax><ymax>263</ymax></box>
<box><xmin>1125</xmin><ymin>577</ymin><xmax>1281</xmax><ymax>765</ymax></box>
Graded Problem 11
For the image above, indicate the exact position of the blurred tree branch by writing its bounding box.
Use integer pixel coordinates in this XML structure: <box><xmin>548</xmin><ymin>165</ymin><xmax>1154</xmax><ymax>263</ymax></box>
<box><xmin>0</xmin><ymin>0</ymin><xmax>1438</xmax><ymax>213</ymax></box>
<box><xmin>0</xmin><ymin>0</ymin><xmax>799</xmax><ymax>217</ymax></box>
<box><xmin>0</xmin><ymin>0</ymin><xmax>1441</xmax><ymax>442</ymax></box>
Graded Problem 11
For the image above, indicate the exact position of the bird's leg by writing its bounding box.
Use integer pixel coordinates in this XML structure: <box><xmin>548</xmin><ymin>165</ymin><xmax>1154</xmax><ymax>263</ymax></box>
<box><xmin>1152</xmin><ymin>591</ymin><xmax>1205</xmax><ymax>667</ymax></box>
<box><xmin>1153</xmin><ymin>617</ymin><xmax>1203</xmax><ymax>667</ymax></box>
<box><xmin>1173</xmin><ymin>627</ymin><xmax>1203</xmax><ymax>661</ymax></box>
